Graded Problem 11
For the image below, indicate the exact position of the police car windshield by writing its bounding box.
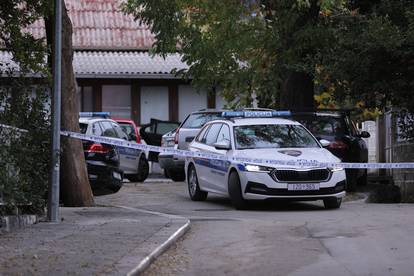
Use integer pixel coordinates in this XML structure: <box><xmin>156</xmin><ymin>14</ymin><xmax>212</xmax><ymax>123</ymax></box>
<box><xmin>234</xmin><ymin>124</ymin><xmax>319</xmax><ymax>149</ymax></box>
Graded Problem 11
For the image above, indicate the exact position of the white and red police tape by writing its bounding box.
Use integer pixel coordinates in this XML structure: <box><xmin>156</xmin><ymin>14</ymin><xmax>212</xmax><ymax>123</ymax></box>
<box><xmin>61</xmin><ymin>131</ymin><xmax>414</xmax><ymax>169</ymax></box>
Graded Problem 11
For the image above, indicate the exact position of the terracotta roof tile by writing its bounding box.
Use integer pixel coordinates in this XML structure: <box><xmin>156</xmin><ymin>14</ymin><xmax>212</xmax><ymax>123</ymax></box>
<box><xmin>25</xmin><ymin>0</ymin><xmax>155</xmax><ymax>50</ymax></box>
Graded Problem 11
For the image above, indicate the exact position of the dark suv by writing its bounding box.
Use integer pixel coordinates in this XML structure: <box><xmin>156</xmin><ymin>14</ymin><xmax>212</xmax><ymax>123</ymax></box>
<box><xmin>283</xmin><ymin>110</ymin><xmax>370</xmax><ymax>191</ymax></box>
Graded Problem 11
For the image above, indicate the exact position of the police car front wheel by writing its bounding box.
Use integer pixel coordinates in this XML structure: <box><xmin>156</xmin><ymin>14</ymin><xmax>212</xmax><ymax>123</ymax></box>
<box><xmin>228</xmin><ymin>171</ymin><xmax>248</xmax><ymax>210</ymax></box>
<box><xmin>187</xmin><ymin>165</ymin><xmax>208</xmax><ymax>201</ymax></box>
<box><xmin>323</xmin><ymin>197</ymin><xmax>342</xmax><ymax>209</ymax></box>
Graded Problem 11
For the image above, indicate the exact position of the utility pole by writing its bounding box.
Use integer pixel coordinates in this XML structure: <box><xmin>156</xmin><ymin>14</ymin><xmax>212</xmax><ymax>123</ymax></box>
<box><xmin>48</xmin><ymin>0</ymin><xmax>62</xmax><ymax>222</ymax></box>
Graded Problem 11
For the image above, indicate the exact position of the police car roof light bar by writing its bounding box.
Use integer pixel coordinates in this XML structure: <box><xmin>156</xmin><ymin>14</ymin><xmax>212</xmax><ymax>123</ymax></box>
<box><xmin>221</xmin><ymin>110</ymin><xmax>291</xmax><ymax>118</ymax></box>
<box><xmin>79</xmin><ymin>112</ymin><xmax>111</xmax><ymax>118</ymax></box>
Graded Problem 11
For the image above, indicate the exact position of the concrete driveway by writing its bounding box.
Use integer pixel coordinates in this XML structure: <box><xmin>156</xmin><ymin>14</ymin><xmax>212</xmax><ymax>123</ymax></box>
<box><xmin>98</xmin><ymin>181</ymin><xmax>414</xmax><ymax>276</ymax></box>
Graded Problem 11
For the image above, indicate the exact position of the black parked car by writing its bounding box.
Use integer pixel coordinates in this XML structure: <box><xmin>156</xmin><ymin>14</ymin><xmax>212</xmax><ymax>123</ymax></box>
<box><xmin>283</xmin><ymin>110</ymin><xmax>370</xmax><ymax>191</ymax></box>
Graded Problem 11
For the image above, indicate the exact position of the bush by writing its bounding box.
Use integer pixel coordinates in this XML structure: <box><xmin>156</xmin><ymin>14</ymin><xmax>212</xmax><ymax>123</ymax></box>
<box><xmin>0</xmin><ymin>78</ymin><xmax>51</xmax><ymax>215</ymax></box>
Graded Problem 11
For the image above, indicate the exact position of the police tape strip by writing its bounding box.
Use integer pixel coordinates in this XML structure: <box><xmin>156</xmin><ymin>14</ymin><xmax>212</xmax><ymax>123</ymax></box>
<box><xmin>61</xmin><ymin>131</ymin><xmax>414</xmax><ymax>169</ymax></box>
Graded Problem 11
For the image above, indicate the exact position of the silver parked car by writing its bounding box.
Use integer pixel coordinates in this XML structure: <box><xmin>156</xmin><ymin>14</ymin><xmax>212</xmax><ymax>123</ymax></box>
<box><xmin>159</xmin><ymin>110</ymin><xmax>225</xmax><ymax>181</ymax></box>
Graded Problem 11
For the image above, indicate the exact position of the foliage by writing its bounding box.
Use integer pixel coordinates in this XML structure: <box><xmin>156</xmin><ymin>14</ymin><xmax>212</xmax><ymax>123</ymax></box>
<box><xmin>315</xmin><ymin>0</ymin><xmax>414</xmax><ymax>129</ymax></box>
<box><xmin>0</xmin><ymin>77</ymin><xmax>51</xmax><ymax>215</ymax></box>
<box><xmin>124</xmin><ymin>0</ymin><xmax>414</xmax><ymax>137</ymax></box>
<box><xmin>0</xmin><ymin>0</ymin><xmax>50</xmax><ymax>74</ymax></box>
<box><xmin>123</xmin><ymin>0</ymin><xmax>345</xmax><ymax>108</ymax></box>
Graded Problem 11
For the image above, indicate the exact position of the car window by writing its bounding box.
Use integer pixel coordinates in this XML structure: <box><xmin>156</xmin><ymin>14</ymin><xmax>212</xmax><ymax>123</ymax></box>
<box><xmin>294</xmin><ymin>116</ymin><xmax>348</xmax><ymax>138</ymax></box>
<box><xmin>112</xmin><ymin>122</ymin><xmax>128</xmax><ymax>140</ymax></box>
<box><xmin>216</xmin><ymin>124</ymin><xmax>230</xmax><ymax>144</ymax></box>
<box><xmin>79</xmin><ymin>123</ymin><xmax>88</xmax><ymax>134</ymax></box>
<box><xmin>234</xmin><ymin>124</ymin><xmax>319</xmax><ymax>149</ymax></box>
<box><xmin>92</xmin><ymin>123</ymin><xmax>103</xmax><ymax>136</ymax></box>
<box><xmin>196</xmin><ymin>125</ymin><xmax>210</xmax><ymax>143</ymax></box>
<box><xmin>181</xmin><ymin>113</ymin><xmax>222</xmax><ymax>129</ymax></box>
<box><xmin>205</xmin><ymin>123</ymin><xmax>223</xmax><ymax>145</ymax></box>
<box><xmin>156</xmin><ymin>122</ymin><xmax>180</xmax><ymax>135</ymax></box>
<box><xmin>100</xmin><ymin>121</ymin><xmax>118</xmax><ymax>138</ymax></box>
<box><xmin>119</xmin><ymin>123</ymin><xmax>134</xmax><ymax>136</ymax></box>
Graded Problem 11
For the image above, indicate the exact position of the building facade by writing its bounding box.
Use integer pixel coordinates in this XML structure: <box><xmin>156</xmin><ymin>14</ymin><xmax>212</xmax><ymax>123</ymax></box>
<box><xmin>1</xmin><ymin>0</ymin><xmax>226</xmax><ymax>125</ymax></box>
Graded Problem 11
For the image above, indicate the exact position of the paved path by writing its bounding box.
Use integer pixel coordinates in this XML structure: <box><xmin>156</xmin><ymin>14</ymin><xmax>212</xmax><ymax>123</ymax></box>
<box><xmin>0</xmin><ymin>205</ymin><xmax>188</xmax><ymax>275</ymax></box>
<box><xmin>100</xmin><ymin>182</ymin><xmax>414</xmax><ymax>276</ymax></box>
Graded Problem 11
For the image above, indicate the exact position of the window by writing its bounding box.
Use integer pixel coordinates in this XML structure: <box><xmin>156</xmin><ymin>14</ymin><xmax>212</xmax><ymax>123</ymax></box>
<box><xmin>205</xmin><ymin>123</ymin><xmax>223</xmax><ymax>145</ymax></box>
<box><xmin>79</xmin><ymin>123</ymin><xmax>88</xmax><ymax>134</ymax></box>
<box><xmin>112</xmin><ymin>122</ymin><xmax>128</xmax><ymax>140</ymax></box>
<box><xmin>92</xmin><ymin>123</ymin><xmax>103</xmax><ymax>136</ymax></box>
<box><xmin>234</xmin><ymin>124</ymin><xmax>319</xmax><ymax>149</ymax></box>
<box><xmin>196</xmin><ymin>125</ymin><xmax>210</xmax><ymax>143</ymax></box>
<box><xmin>181</xmin><ymin>113</ymin><xmax>222</xmax><ymax>129</ymax></box>
<box><xmin>100</xmin><ymin>121</ymin><xmax>117</xmax><ymax>138</ymax></box>
<box><xmin>216</xmin><ymin>124</ymin><xmax>230</xmax><ymax>144</ymax></box>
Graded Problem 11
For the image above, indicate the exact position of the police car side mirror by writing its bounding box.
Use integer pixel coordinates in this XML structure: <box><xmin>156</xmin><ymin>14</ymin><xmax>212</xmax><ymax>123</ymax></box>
<box><xmin>319</xmin><ymin>139</ymin><xmax>331</xmax><ymax>147</ymax></box>
<box><xmin>214</xmin><ymin>141</ymin><xmax>231</xmax><ymax>150</ymax></box>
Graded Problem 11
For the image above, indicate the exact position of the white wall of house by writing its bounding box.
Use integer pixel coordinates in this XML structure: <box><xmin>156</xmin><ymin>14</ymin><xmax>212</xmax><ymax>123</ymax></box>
<box><xmin>140</xmin><ymin>86</ymin><xmax>169</xmax><ymax>124</ymax></box>
<box><xmin>178</xmin><ymin>85</ymin><xmax>207</xmax><ymax>121</ymax></box>
<box><xmin>216</xmin><ymin>92</ymin><xmax>226</xmax><ymax>109</ymax></box>
<box><xmin>102</xmin><ymin>85</ymin><xmax>131</xmax><ymax>119</ymax></box>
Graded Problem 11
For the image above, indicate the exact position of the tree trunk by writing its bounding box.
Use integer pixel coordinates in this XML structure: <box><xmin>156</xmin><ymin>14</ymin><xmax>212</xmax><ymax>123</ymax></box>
<box><xmin>280</xmin><ymin>72</ymin><xmax>315</xmax><ymax>111</ymax></box>
<box><xmin>46</xmin><ymin>3</ymin><xmax>94</xmax><ymax>206</ymax></box>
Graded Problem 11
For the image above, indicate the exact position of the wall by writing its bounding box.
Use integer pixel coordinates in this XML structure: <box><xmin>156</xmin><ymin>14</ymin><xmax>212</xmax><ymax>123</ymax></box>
<box><xmin>378</xmin><ymin>111</ymin><xmax>414</xmax><ymax>202</ymax></box>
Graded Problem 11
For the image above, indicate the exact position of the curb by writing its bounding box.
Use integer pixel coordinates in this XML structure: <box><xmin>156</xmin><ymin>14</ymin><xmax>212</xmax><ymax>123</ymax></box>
<box><xmin>115</xmin><ymin>206</ymin><xmax>190</xmax><ymax>276</ymax></box>
<box><xmin>0</xmin><ymin>215</ymin><xmax>38</xmax><ymax>233</ymax></box>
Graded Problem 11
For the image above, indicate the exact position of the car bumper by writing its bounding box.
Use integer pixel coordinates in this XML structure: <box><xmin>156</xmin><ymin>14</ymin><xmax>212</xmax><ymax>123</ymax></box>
<box><xmin>239</xmin><ymin>169</ymin><xmax>346</xmax><ymax>200</ymax></box>
<box><xmin>86</xmin><ymin>160</ymin><xmax>123</xmax><ymax>194</ymax></box>
<box><xmin>158</xmin><ymin>153</ymin><xmax>185</xmax><ymax>170</ymax></box>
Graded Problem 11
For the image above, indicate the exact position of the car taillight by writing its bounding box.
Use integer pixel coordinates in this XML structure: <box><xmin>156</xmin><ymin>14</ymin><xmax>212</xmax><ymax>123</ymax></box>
<box><xmin>136</xmin><ymin>133</ymin><xmax>141</xmax><ymax>144</ymax></box>
<box><xmin>174</xmin><ymin>128</ymin><xmax>180</xmax><ymax>144</ymax></box>
<box><xmin>327</xmin><ymin>140</ymin><xmax>348</xmax><ymax>150</ymax></box>
<box><xmin>87</xmin><ymin>143</ymin><xmax>110</xmax><ymax>154</ymax></box>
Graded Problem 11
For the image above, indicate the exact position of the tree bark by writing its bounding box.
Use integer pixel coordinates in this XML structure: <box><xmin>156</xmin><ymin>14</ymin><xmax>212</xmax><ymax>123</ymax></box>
<box><xmin>45</xmin><ymin>2</ymin><xmax>94</xmax><ymax>206</ymax></box>
<box><xmin>280</xmin><ymin>72</ymin><xmax>315</xmax><ymax>111</ymax></box>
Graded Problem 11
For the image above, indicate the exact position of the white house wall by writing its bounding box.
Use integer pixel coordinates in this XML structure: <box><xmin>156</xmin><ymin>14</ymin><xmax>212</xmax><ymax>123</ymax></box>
<box><xmin>102</xmin><ymin>85</ymin><xmax>131</xmax><ymax>119</ymax></box>
<box><xmin>140</xmin><ymin>86</ymin><xmax>169</xmax><ymax>124</ymax></box>
<box><xmin>178</xmin><ymin>85</ymin><xmax>207</xmax><ymax>122</ymax></box>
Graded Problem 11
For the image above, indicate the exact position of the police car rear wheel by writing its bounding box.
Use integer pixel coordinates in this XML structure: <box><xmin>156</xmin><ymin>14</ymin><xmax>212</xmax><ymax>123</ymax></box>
<box><xmin>128</xmin><ymin>155</ymin><xmax>149</xmax><ymax>183</ymax></box>
<box><xmin>188</xmin><ymin>165</ymin><xmax>207</xmax><ymax>201</ymax></box>
<box><xmin>228</xmin><ymin>171</ymin><xmax>248</xmax><ymax>210</ymax></box>
<box><xmin>323</xmin><ymin>197</ymin><xmax>342</xmax><ymax>209</ymax></box>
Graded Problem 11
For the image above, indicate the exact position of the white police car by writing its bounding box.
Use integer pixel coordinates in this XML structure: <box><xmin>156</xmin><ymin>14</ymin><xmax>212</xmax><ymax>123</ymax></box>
<box><xmin>185</xmin><ymin>111</ymin><xmax>346</xmax><ymax>209</ymax></box>
<box><xmin>79</xmin><ymin>112</ymin><xmax>149</xmax><ymax>184</ymax></box>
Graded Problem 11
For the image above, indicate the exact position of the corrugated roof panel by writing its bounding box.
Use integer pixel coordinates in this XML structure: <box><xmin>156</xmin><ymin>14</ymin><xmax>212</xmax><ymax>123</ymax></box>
<box><xmin>73</xmin><ymin>51</ymin><xmax>188</xmax><ymax>78</ymax></box>
<box><xmin>0</xmin><ymin>50</ymin><xmax>189</xmax><ymax>79</ymax></box>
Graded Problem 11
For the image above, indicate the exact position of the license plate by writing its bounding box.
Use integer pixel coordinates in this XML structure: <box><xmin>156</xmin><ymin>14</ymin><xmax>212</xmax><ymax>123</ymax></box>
<box><xmin>288</xmin><ymin>183</ymin><xmax>320</xmax><ymax>191</ymax></box>
<box><xmin>113</xmin><ymin>171</ymin><xmax>122</xmax><ymax>180</ymax></box>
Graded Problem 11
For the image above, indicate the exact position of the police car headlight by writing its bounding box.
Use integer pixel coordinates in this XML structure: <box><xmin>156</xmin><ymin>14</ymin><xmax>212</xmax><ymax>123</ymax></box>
<box><xmin>244</xmin><ymin>164</ymin><xmax>273</xmax><ymax>173</ymax></box>
<box><xmin>330</xmin><ymin>167</ymin><xmax>344</xmax><ymax>172</ymax></box>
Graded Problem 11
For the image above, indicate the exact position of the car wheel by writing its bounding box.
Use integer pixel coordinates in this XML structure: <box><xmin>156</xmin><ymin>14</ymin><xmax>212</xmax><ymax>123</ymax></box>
<box><xmin>357</xmin><ymin>170</ymin><xmax>368</xmax><ymax>186</ymax></box>
<box><xmin>187</xmin><ymin>165</ymin><xmax>208</xmax><ymax>201</ymax></box>
<box><xmin>228</xmin><ymin>171</ymin><xmax>248</xmax><ymax>210</ymax></box>
<box><xmin>168</xmin><ymin>169</ymin><xmax>186</xmax><ymax>182</ymax></box>
<box><xmin>110</xmin><ymin>185</ymin><xmax>122</xmax><ymax>193</ymax></box>
<box><xmin>128</xmin><ymin>154</ymin><xmax>149</xmax><ymax>183</ymax></box>
<box><xmin>323</xmin><ymin>197</ymin><xmax>342</xmax><ymax>209</ymax></box>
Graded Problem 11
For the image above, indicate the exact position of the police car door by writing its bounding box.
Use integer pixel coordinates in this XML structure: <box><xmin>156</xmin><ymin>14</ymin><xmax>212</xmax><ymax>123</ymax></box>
<box><xmin>208</xmin><ymin>123</ymin><xmax>232</xmax><ymax>192</ymax></box>
<box><xmin>100</xmin><ymin>121</ymin><xmax>134</xmax><ymax>174</ymax></box>
<box><xmin>196</xmin><ymin>123</ymin><xmax>228</xmax><ymax>193</ymax></box>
